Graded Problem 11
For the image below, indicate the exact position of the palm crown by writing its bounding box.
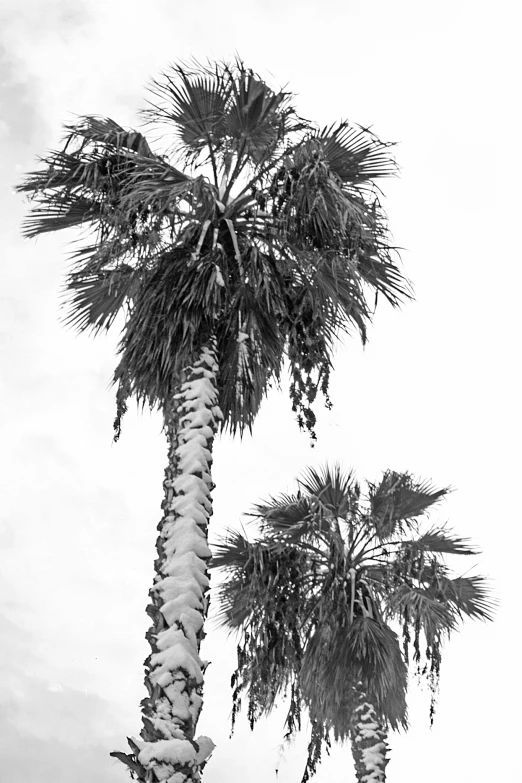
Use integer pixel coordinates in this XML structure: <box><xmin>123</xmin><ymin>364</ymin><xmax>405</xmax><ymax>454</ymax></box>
<box><xmin>213</xmin><ymin>465</ymin><xmax>493</xmax><ymax>781</ymax></box>
<box><xmin>17</xmin><ymin>58</ymin><xmax>410</xmax><ymax>438</ymax></box>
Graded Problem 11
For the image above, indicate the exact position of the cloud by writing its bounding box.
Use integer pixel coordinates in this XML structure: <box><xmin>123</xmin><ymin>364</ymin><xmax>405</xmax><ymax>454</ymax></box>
<box><xmin>0</xmin><ymin>0</ymin><xmax>92</xmax><ymax>160</ymax></box>
<box><xmin>0</xmin><ymin>43</ymin><xmax>43</xmax><ymax>150</ymax></box>
<box><xmin>0</xmin><ymin>613</ymin><xmax>127</xmax><ymax>782</ymax></box>
<box><xmin>0</xmin><ymin>0</ymin><xmax>94</xmax><ymax>157</ymax></box>
<box><xmin>0</xmin><ymin>0</ymin><xmax>91</xmax><ymax>47</ymax></box>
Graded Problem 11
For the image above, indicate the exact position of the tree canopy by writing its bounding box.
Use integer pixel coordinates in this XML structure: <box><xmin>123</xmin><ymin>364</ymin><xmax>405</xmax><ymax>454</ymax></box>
<box><xmin>18</xmin><ymin>58</ymin><xmax>410</xmax><ymax>439</ymax></box>
<box><xmin>213</xmin><ymin>464</ymin><xmax>494</xmax><ymax>780</ymax></box>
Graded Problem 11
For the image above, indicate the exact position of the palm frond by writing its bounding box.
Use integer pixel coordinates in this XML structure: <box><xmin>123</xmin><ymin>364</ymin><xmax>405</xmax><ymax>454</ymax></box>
<box><xmin>212</xmin><ymin>530</ymin><xmax>278</xmax><ymax>630</ymax></box>
<box><xmin>216</xmin><ymin>244</ymin><xmax>287</xmax><ymax>434</ymax></box>
<box><xmin>273</xmin><ymin>140</ymin><xmax>353</xmax><ymax>249</ymax></box>
<box><xmin>114</xmin><ymin>155</ymin><xmax>200</xmax><ymax>218</ymax></box>
<box><xmin>354</xmin><ymin>199</ymin><xmax>412</xmax><ymax>306</ymax></box>
<box><xmin>66</xmin><ymin>115</ymin><xmax>155</xmax><ymax>156</ymax></box>
<box><xmin>369</xmin><ymin>471</ymin><xmax>449</xmax><ymax>538</ymax></box>
<box><xmin>113</xmin><ymin>247</ymin><xmax>221</xmax><ymax>407</ymax></box>
<box><xmin>404</xmin><ymin>527</ymin><xmax>479</xmax><ymax>557</ymax></box>
<box><xmin>16</xmin><ymin>114</ymin><xmax>198</xmax><ymax>259</ymax></box>
<box><xmin>281</xmin><ymin>250</ymin><xmax>376</xmax><ymax>437</ymax></box>
<box><xmin>302</xmin><ymin>617</ymin><xmax>408</xmax><ymax>733</ymax></box>
<box><xmin>298</xmin><ymin>464</ymin><xmax>359</xmax><ymax>517</ymax></box>
<box><xmin>250</xmin><ymin>494</ymin><xmax>311</xmax><ymax>529</ymax></box>
<box><xmin>317</xmin><ymin>122</ymin><xmax>398</xmax><ymax>184</ymax></box>
<box><xmin>214</xmin><ymin>532</ymin><xmax>309</xmax><ymax>726</ymax></box>
<box><xmin>224</xmin><ymin>62</ymin><xmax>294</xmax><ymax>165</ymax></box>
<box><xmin>249</xmin><ymin>480</ymin><xmax>345</xmax><ymax>547</ymax></box>
<box><xmin>63</xmin><ymin>263</ymin><xmax>141</xmax><ymax>334</ymax></box>
<box><xmin>211</xmin><ymin>528</ymin><xmax>254</xmax><ymax>572</ymax></box>
<box><xmin>145</xmin><ymin>63</ymin><xmax>230</xmax><ymax>165</ymax></box>
<box><xmin>17</xmin><ymin>182</ymin><xmax>101</xmax><ymax>238</ymax></box>
<box><xmin>435</xmin><ymin>574</ymin><xmax>495</xmax><ymax>622</ymax></box>
<box><xmin>145</xmin><ymin>58</ymin><xmax>302</xmax><ymax>177</ymax></box>
<box><xmin>212</xmin><ymin>528</ymin><xmax>309</xmax><ymax>626</ymax></box>
<box><xmin>386</xmin><ymin>583</ymin><xmax>458</xmax><ymax>643</ymax></box>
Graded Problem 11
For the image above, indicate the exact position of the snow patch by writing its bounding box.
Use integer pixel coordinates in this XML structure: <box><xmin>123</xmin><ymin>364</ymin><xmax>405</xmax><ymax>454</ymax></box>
<box><xmin>138</xmin><ymin>736</ymin><xmax>215</xmax><ymax>768</ymax></box>
<box><xmin>359</xmin><ymin>742</ymin><xmax>387</xmax><ymax>782</ymax></box>
<box><xmin>150</xmin><ymin>716</ymin><xmax>185</xmax><ymax>740</ymax></box>
<box><xmin>194</xmin><ymin>736</ymin><xmax>215</xmax><ymax>763</ymax></box>
<box><xmin>160</xmin><ymin>552</ymin><xmax>209</xmax><ymax>585</ymax></box>
<box><xmin>177</xmin><ymin>447</ymin><xmax>212</xmax><ymax>475</ymax></box>
<box><xmin>162</xmin><ymin>689</ymin><xmax>191</xmax><ymax>720</ymax></box>
<box><xmin>139</xmin><ymin>738</ymin><xmax>197</xmax><ymax>766</ymax></box>
<box><xmin>168</xmin><ymin>496</ymin><xmax>211</xmax><ymax>523</ymax></box>
<box><xmin>161</xmin><ymin>520</ymin><xmax>211</xmax><ymax>559</ymax></box>
<box><xmin>150</xmin><ymin>636</ymin><xmax>204</xmax><ymax>684</ymax></box>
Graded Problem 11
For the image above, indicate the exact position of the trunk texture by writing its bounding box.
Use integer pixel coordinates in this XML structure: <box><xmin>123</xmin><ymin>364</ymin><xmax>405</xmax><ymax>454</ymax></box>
<box><xmin>349</xmin><ymin>687</ymin><xmax>389</xmax><ymax>783</ymax></box>
<box><xmin>114</xmin><ymin>342</ymin><xmax>222</xmax><ymax>783</ymax></box>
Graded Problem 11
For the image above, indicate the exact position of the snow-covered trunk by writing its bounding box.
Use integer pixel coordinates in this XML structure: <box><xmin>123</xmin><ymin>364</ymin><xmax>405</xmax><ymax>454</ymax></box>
<box><xmin>349</xmin><ymin>687</ymin><xmax>389</xmax><ymax>783</ymax></box>
<box><xmin>114</xmin><ymin>342</ymin><xmax>222</xmax><ymax>783</ymax></box>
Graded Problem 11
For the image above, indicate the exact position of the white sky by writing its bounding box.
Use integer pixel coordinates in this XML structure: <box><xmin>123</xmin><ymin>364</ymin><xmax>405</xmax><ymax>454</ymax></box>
<box><xmin>0</xmin><ymin>0</ymin><xmax>520</xmax><ymax>781</ymax></box>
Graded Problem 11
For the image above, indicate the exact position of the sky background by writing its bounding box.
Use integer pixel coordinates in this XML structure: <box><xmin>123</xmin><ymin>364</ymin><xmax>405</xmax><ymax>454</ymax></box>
<box><xmin>0</xmin><ymin>0</ymin><xmax>520</xmax><ymax>781</ymax></box>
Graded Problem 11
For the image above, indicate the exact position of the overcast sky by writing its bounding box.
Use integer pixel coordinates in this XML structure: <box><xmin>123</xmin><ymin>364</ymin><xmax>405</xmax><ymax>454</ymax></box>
<box><xmin>0</xmin><ymin>1</ymin><xmax>520</xmax><ymax>781</ymax></box>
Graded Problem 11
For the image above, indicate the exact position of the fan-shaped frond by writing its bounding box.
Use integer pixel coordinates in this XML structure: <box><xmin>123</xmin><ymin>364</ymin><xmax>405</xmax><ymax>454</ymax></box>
<box><xmin>249</xmin><ymin>479</ymin><xmax>350</xmax><ymax>548</ymax></box>
<box><xmin>213</xmin><ymin>530</ymin><xmax>286</xmax><ymax>630</ymax></box>
<box><xmin>114</xmin><ymin>155</ymin><xmax>201</xmax><ymax>219</ymax></box>
<box><xmin>66</xmin><ymin>115</ymin><xmax>155</xmax><ymax>156</ymax></box>
<box><xmin>369</xmin><ymin>471</ymin><xmax>449</xmax><ymax>538</ymax></box>
<box><xmin>212</xmin><ymin>528</ymin><xmax>310</xmax><ymax>627</ymax></box>
<box><xmin>250</xmin><ymin>495</ymin><xmax>312</xmax><ymax>530</ymax></box>
<box><xmin>403</xmin><ymin>527</ymin><xmax>479</xmax><ymax>557</ymax></box>
<box><xmin>298</xmin><ymin>464</ymin><xmax>359</xmax><ymax>517</ymax></box>
<box><xmin>353</xmin><ymin>199</ymin><xmax>411</xmax><ymax>307</ymax></box>
<box><xmin>273</xmin><ymin>141</ymin><xmax>354</xmax><ymax>249</ymax></box>
<box><xmin>387</xmin><ymin>583</ymin><xmax>458</xmax><ymax>644</ymax></box>
<box><xmin>211</xmin><ymin>528</ymin><xmax>254</xmax><ymax>572</ymax></box>
<box><xmin>302</xmin><ymin>617</ymin><xmax>408</xmax><ymax>734</ymax></box>
<box><xmin>317</xmin><ymin>122</ymin><xmax>397</xmax><ymax>184</ymax></box>
<box><xmin>145</xmin><ymin>58</ymin><xmax>302</xmax><ymax>176</ymax></box>
<box><xmin>435</xmin><ymin>575</ymin><xmax>495</xmax><ymax>622</ymax></box>
<box><xmin>224</xmin><ymin>63</ymin><xmax>294</xmax><ymax>165</ymax></box>
<box><xmin>22</xmin><ymin>199</ymin><xmax>100</xmax><ymax>239</ymax></box>
<box><xmin>63</xmin><ymin>263</ymin><xmax>140</xmax><ymax>334</ymax></box>
<box><xmin>146</xmin><ymin>63</ymin><xmax>230</xmax><ymax>163</ymax></box>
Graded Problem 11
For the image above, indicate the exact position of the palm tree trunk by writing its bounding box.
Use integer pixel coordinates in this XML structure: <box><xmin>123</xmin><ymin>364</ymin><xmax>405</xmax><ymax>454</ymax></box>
<box><xmin>113</xmin><ymin>342</ymin><xmax>222</xmax><ymax>783</ymax></box>
<box><xmin>349</xmin><ymin>686</ymin><xmax>389</xmax><ymax>783</ymax></box>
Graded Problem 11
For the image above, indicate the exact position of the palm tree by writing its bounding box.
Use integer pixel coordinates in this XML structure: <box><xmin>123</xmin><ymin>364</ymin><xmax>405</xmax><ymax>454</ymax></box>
<box><xmin>213</xmin><ymin>465</ymin><xmax>493</xmax><ymax>783</ymax></box>
<box><xmin>17</xmin><ymin>60</ymin><xmax>410</xmax><ymax>783</ymax></box>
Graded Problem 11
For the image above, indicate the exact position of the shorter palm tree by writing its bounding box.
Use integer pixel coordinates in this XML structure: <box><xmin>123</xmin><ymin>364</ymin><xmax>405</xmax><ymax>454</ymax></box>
<box><xmin>213</xmin><ymin>465</ymin><xmax>493</xmax><ymax>783</ymax></box>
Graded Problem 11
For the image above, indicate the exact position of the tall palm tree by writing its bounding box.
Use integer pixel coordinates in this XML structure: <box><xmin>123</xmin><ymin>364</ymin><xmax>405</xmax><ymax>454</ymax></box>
<box><xmin>17</xmin><ymin>60</ymin><xmax>410</xmax><ymax>783</ymax></box>
<box><xmin>213</xmin><ymin>465</ymin><xmax>493</xmax><ymax>783</ymax></box>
